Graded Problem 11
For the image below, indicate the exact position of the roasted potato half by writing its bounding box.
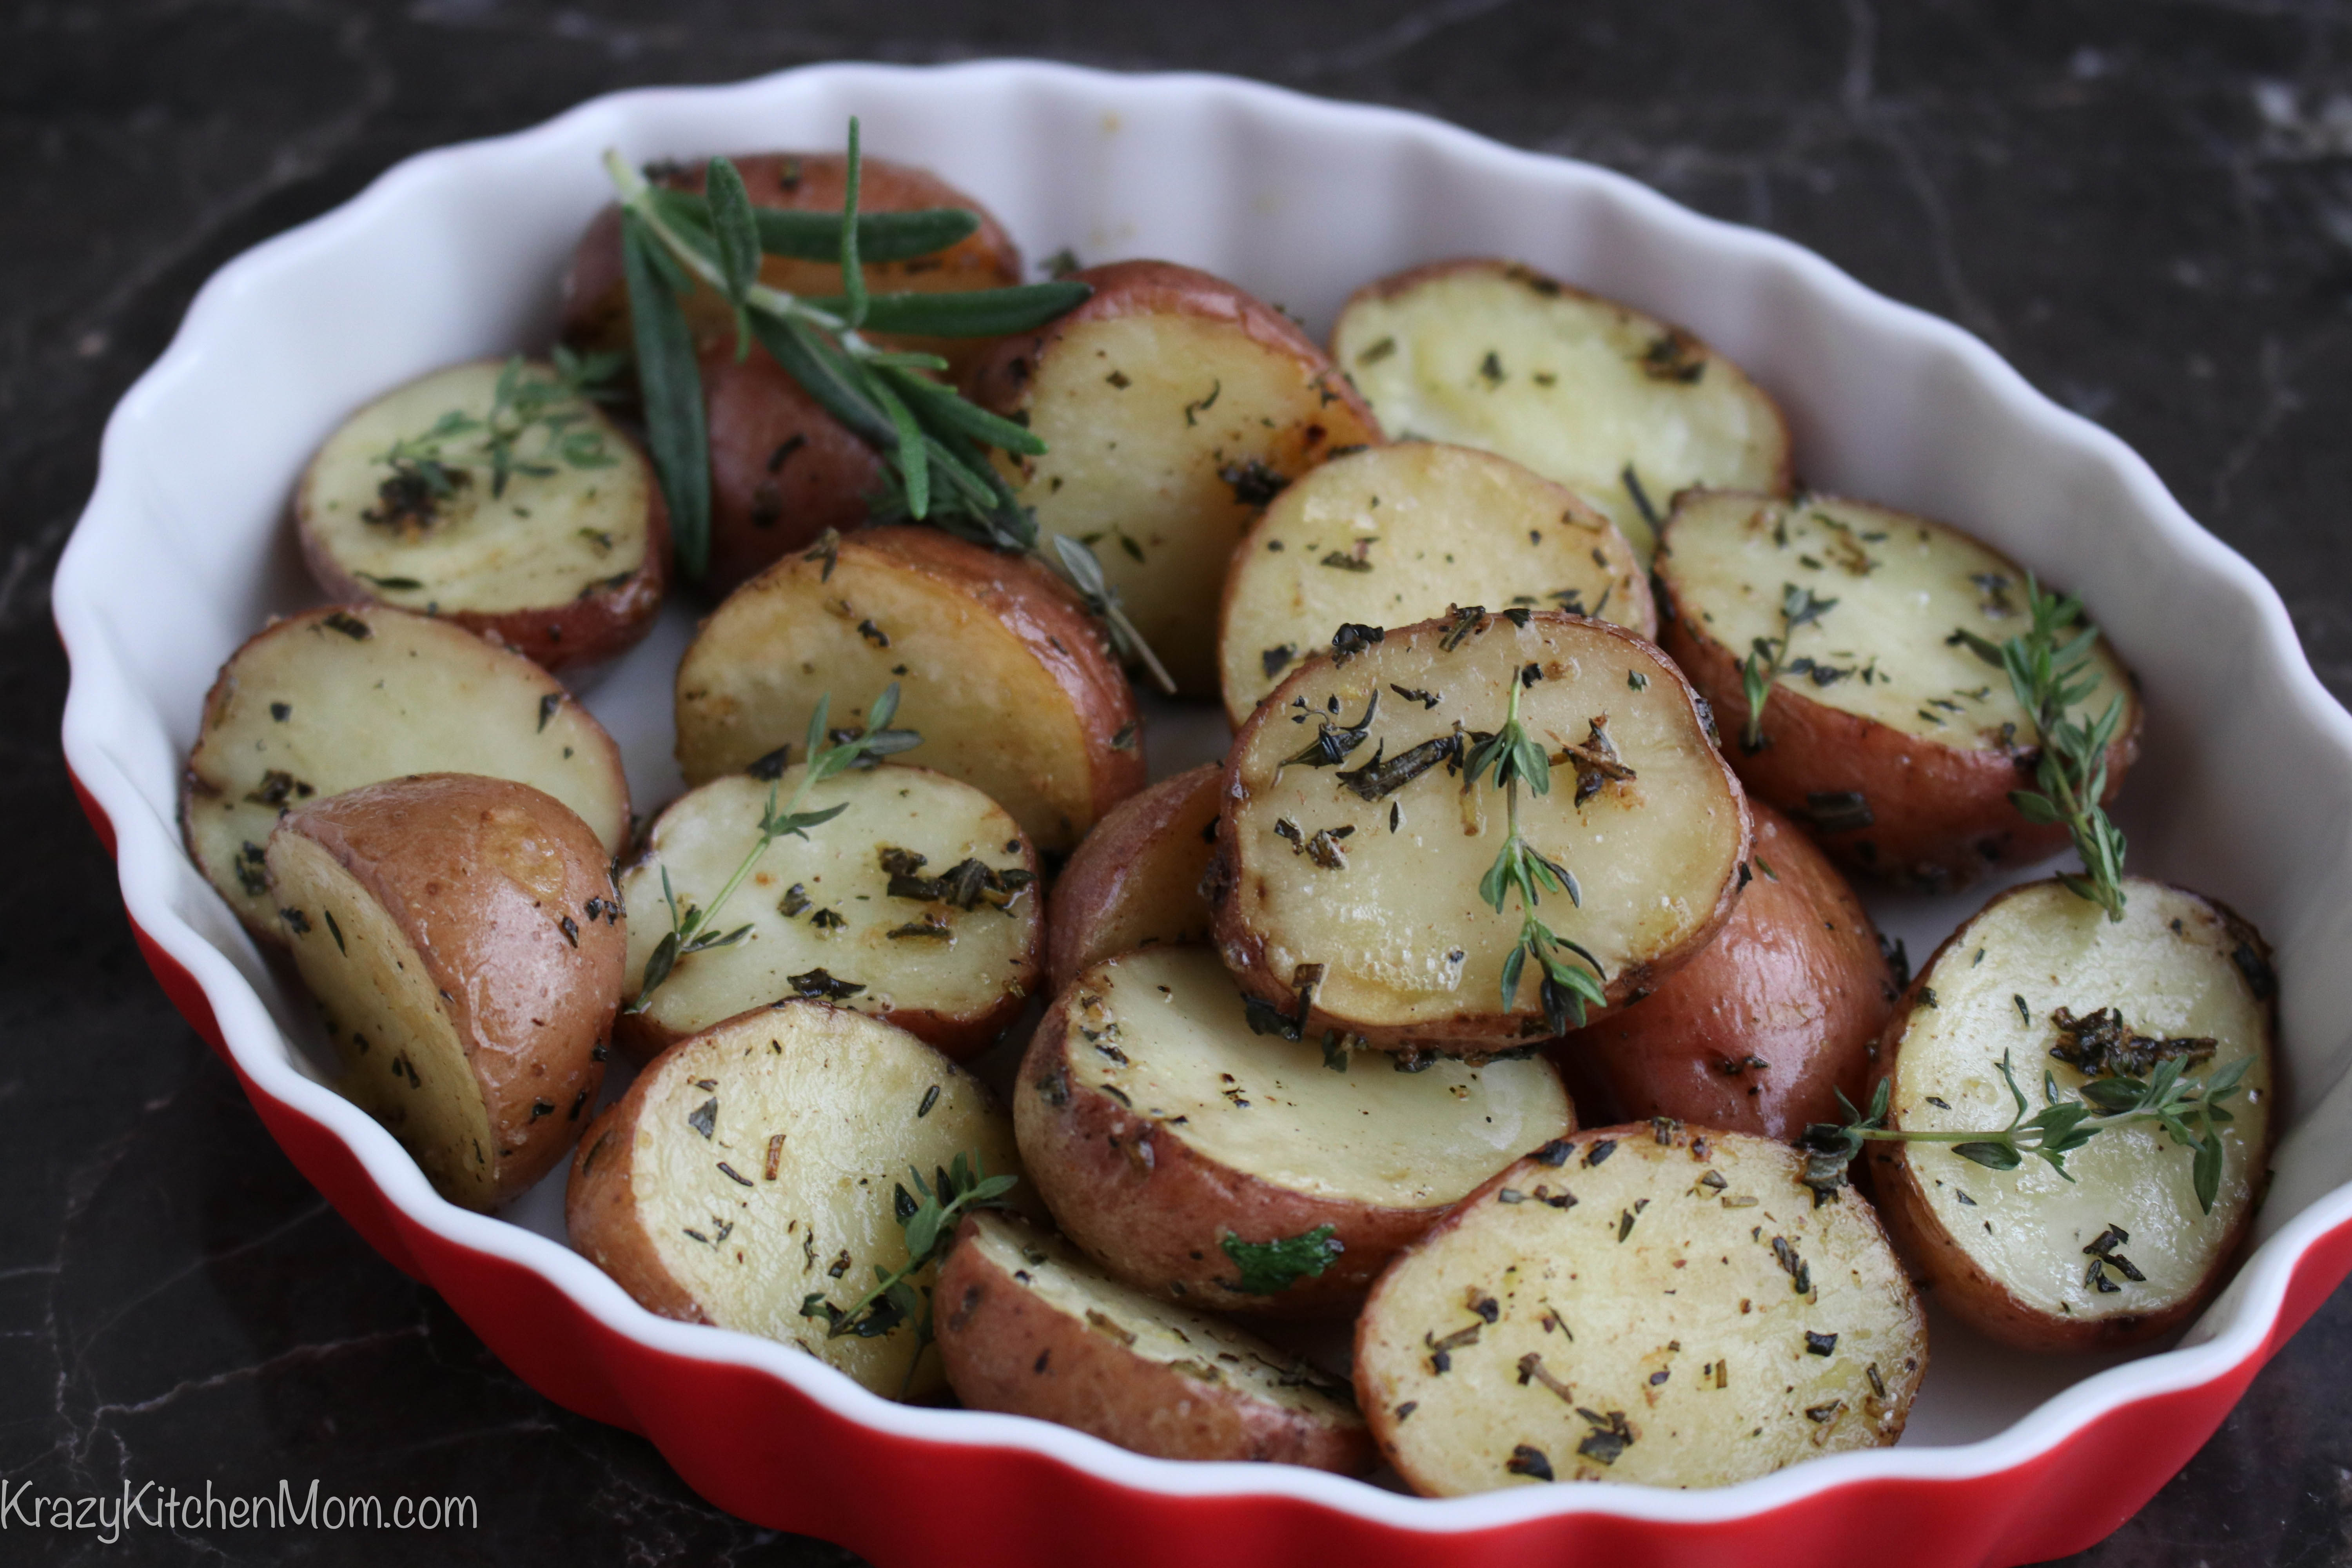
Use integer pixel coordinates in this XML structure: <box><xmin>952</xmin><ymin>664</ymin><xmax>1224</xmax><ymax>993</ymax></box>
<box><xmin>1208</xmin><ymin>609</ymin><xmax>1749</xmax><ymax>1052</ymax></box>
<box><xmin>966</xmin><ymin>260</ymin><xmax>1381</xmax><ymax>695</ymax></box>
<box><xmin>1217</xmin><ymin>442</ymin><xmax>1654</xmax><ymax>724</ymax></box>
<box><xmin>615</xmin><ymin>765</ymin><xmax>1041</xmax><ymax>1063</ymax></box>
<box><xmin>296</xmin><ymin>359</ymin><xmax>669</xmax><ymax>671</ymax></box>
<box><xmin>560</xmin><ymin>151</ymin><xmax>1022</xmax><ymax>373</ymax></box>
<box><xmin>1042</xmin><ymin>763</ymin><xmax>1220</xmax><ymax>996</ymax></box>
<box><xmin>699</xmin><ymin>340</ymin><xmax>886</xmax><ymax>596</ymax></box>
<box><xmin>1866</xmin><ymin>877</ymin><xmax>2276</xmax><ymax>1352</ymax></box>
<box><xmin>1655</xmin><ymin>490</ymin><xmax>2140</xmax><ymax>891</ymax></box>
<box><xmin>1016</xmin><ymin>948</ymin><xmax>1575</xmax><ymax>1315</ymax></box>
<box><xmin>673</xmin><ymin>526</ymin><xmax>1143</xmax><ymax>853</ymax></box>
<box><xmin>269</xmin><ymin>774</ymin><xmax>622</xmax><ymax>1210</ymax></box>
<box><xmin>566</xmin><ymin>1000</ymin><xmax>1029</xmax><ymax>1400</ymax></box>
<box><xmin>935</xmin><ymin>1210</ymin><xmax>1372</xmax><ymax>1471</ymax></box>
<box><xmin>1330</xmin><ymin>260</ymin><xmax>1791</xmax><ymax>559</ymax></box>
<box><xmin>1356</xmin><ymin>1123</ymin><xmax>1926</xmax><ymax>1495</ymax></box>
<box><xmin>181</xmin><ymin>604</ymin><xmax>630</xmax><ymax>938</ymax></box>
<box><xmin>1566</xmin><ymin>801</ymin><xmax>1896</xmax><ymax>1140</ymax></box>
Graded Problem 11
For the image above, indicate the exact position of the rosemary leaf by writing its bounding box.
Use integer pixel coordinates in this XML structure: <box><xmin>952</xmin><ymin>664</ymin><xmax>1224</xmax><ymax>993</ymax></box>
<box><xmin>753</xmin><ymin>205</ymin><xmax>980</xmax><ymax>262</ymax></box>
<box><xmin>838</xmin><ymin>117</ymin><xmax>868</xmax><ymax>332</ymax></box>
<box><xmin>620</xmin><ymin>211</ymin><xmax>712</xmax><ymax>582</ymax></box>
<box><xmin>751</xmin><ymin>314</ymin><xmax>899</xmax><ymax>449</ymax></box>
<box><xmin>704</xmin><ymin>156</ymin><xmax>764</xmax><ymax>356</ymax></box>
<box><xmin>802</xmin><ymin>281</ymin><xmax>1094</xmax><ymax>339</ymax></box>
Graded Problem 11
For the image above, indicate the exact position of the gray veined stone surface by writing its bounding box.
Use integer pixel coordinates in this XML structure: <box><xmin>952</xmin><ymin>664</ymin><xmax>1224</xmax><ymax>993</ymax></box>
<box><xmin>9</xmin><ymin>1</ymin><xmax>2352</xmax><ymax>1562</ymax></box>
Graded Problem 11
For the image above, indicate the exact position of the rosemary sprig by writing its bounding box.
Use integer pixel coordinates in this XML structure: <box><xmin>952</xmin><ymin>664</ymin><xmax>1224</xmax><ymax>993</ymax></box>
<box><xmin>1738</xmin><ymin>582</ymin><xmax>1838</xmax><ymax>750</ymax></box>
<box><xmin>603</xmin><ymin>123</ymin><xmax>1175</xmax><ymax>690</ymax></box>
<box><xmin>1800</xmin><ymin>1047</ymin><xmax>2251</xmax><ymax>1214</ymax></box>
<box><xmin>1951</xmin><ymin>576</ymin><xmax>2128</xmax><ymax>919</ymax></box>
<box><xmin>369</xmin><ymin>348</ymin><xmax>624</xmax><ymax>528</ymax></box>
<box><xmin>1463</xmin><ymin>674</ymin><xmax>1607</xmax><ymax>1034</ymax></box>
<box><xmin>626</xmin><ymin>684</ymin><xmax>919</xmax><ymax>1013</ymax></box>
<box><xmin>799</xmin><ymin>1153</ymin><xmax>1019</xmax><ymax>1370</ymax></box>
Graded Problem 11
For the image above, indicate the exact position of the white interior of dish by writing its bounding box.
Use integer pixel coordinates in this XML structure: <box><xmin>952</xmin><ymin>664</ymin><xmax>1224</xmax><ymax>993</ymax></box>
<box><xmin>56</xmin><ymin>61</ymin><xmax>2352</xmax><ymax>1526</ymax></box>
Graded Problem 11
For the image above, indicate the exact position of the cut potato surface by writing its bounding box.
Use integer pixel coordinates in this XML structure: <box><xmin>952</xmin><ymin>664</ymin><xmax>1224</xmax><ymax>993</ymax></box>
<box><xmin>1209</xmin><ymin>609</ymin><xmax>1749</xmax><ymax>1050</ymax></box>
<box><xmin>1357</xmin><ymin>1123</ymin><xmax>1925</xmax><ymax>1494</ymax></box>
<box><xmin>1870</xmin><ymin>877</ymin><xmax>2276</xmax><ymax>1351</ymax></box>
<box><xmin>297</xmin><ymin>360</ymin><xmax>667</xmax><ymax>671</ymax></box>
<box><xmin>967</xmin><ymin>260</ymin><xmax>1381</xmax><ymax>695</ymax></box>
<box><xmin>1043</xmin><ymin>763</ymin><xmax>1220</xmax><ymax>996</ymax></box>
<box><xmin>674</xmin><ymin>526</ymin><xmax>1142</xmax><ymax>853</ymax></box>
<box><xmin>566</xmin><ymin>1001</ymin><xmax>1027</xmax><ymax>1400</ymax></box>
<box><xmin>1330</xmin><ymin>260</ymin><xmax>1789</xmax><ymax>559</ymax></box>
<box><xmin>1656</xmin><ymin>491</ymin><xmax>2139</xmax><ymax>889</ymax></box>
<box><xmin>1018</xmin><ymin>949</ymin><xmax>1574</xmax><ymax>1312</ymax></box>
<box><xmin>1568</xmin><ymin>801</ymin><xmax>1895</xmax><ymax>1140</ymax></box>
<box><xmin>935</xmin><ymin>1211</ymin><xmax>1371</xmax><ymax>1471</ymax></box>
<box><xmin>182</xmin><ymin>604</ymin><xmax>630</xmax><ymax>937</ymax></box>
<box><xmin>617</xmin><ymin>765</ymin><xmax>1040</xmax><ymax>1062</ymax></box>
<box><xmin>1218</xmin><ymin>443</ymin><xmax>1655</xmax><ymax>724</ymax></box>
<box><xmin>269</xmin><ymin>775</ymin><xmax>622</xmax><ymax>1210</ymax></box>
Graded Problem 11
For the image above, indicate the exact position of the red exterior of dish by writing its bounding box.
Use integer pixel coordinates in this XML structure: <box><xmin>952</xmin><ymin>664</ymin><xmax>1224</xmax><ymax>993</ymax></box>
<box><xmin>73</xmin><ymin>773</ymin><xmax>2352</xmax><ymax>1567</ymax></box>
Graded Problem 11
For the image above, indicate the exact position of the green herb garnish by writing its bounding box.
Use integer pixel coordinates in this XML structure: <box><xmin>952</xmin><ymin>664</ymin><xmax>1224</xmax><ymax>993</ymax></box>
<box><xmin>798</xmin><ymin>1152</ymin><xmax>1019</xmax><ymax>1375</ymax></box>
<box><xmin>368</xmin><ymin>348</ymin><xmax>623</xmax><ymax>532</ymax></box>
<box><xmin>1465</xmin><ymin>674</ymin><xmax>1608</xmax><ymax>1034</ymax></box>
<box><xmin>626</xmin><ymin>684</ymin><xmax>920</xmax><ymax>1013</ymax></box>
<box><xmin>603</xmin><ymin>123</ymin><xmax>1171</xmax><ymax>688</ymax></box>
<box><xmin>1950</xmin><ymin>575</ymin><xmax>2129</xmax><ymax>919</ymax></box>
<box><xmin>1220</xmin><ymin>1225</ymin><xmax>1343</xmax><ymax>1295</ymax></box>
<box><xmin>1739</xmin><ymin>581</ymin><xmax>1839</xmax><ymax>750</ymax></box>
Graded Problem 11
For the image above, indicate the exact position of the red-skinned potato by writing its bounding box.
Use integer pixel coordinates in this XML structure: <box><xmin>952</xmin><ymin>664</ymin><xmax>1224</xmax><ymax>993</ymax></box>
<box><xmin>1654</xmin><ymin>490</ymin><xmax>2140</xmax><ymax>892</ymax></box>
<box><xmin>296</xmin><ymin>360</ymin><xmax>670</xmax><ymax>671</ymax></box>
<box><xmin>1043</xmin><ymin>762</ymin><xmax>1220</xmax><ymax>996</ymax></box>
<box><xmin>1563</xmin><ymin>801</ymin><xmax>1896</xmax><ymax>1139</ymax></box>
<box><xmin>965</xmin><ymin>260</ymin><xmax>1381</xmax><ymax>695</ymax></box>
<box><xmin>560</xmin><ymin>151</ymin><xmax>1022</xmax><ymax>374</ymax></box>
<box><xmin>699</xmin><ymin>341</ymin><xmax>886</xmax><ymax>596</ymax></box>
<box><xmin>1207</xmin><ymin>608</ymin><xmax>1750</xmax><ymax>1053</ymax></box>
<box><xmin>935</xmin><ymin>1210</ymin><xmax>1373</xmax><ymax>1471</ymax></box>
<box><xmin>1014</xmin><ymin>948</ymin><xmax>1576</xmax><ymax>1316</ymax></box>
<box><xmin>674</xmin><ymin>526</ymin><xmax>1144</xmax><ymax>853</ymax></box>
<box><xmin>266</xmin><ymin>774</ymin><xmax>622</xmax><ymax>1210</ymax></box>
<box><xmin>1864</xmin><ymin>877</ymin><xmax>2276</xmax><ymax>1352</ymax></box>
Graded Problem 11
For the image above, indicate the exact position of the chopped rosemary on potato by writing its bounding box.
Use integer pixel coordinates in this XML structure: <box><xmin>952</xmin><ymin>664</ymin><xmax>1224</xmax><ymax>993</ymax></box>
<box><xmin>626</xmin><ymin>683</ymin><xmax>920</xmax><ymax>1013</ymax></box>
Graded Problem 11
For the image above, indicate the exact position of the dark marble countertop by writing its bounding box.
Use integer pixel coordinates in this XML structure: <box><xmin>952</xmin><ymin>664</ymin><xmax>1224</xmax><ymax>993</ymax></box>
<box><xmin>9</xmin><ymin>1</ymin><xmax>2352</xmax><ymax>1562</ymax></box>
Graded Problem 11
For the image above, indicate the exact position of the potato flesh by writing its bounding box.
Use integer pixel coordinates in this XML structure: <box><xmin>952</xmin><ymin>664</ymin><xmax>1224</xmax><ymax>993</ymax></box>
<box><xmin>1067</xmin><ymin>949</ymin><xmax>1573</xmax><ymax>1207</ymax></box>
<box><xmin>1332</xmin><ymin>269</ymin><xmax>1785</xmax><ymax>558</ymax></box>
<box><xmin>997</xmin><ymin>313</ymin><xmax>1367</xmax><ymax>694</ymax></box>
<box><xmin>1662</xmin><ymin>492</ymin><xmax>2132</xmax><ymax>746</ymax></box>
<box><xmin>1357</xmin><ymin>1129</ymin><xmax>1922</xmax><ymax>1494</ymax></box>
<box><xmin>674</xmin><ymin>547</ymin><xmax>1098</xmax><ymax>851</ymax></box>
<box><xmin>185</xmin><ymin>607</ymin><xmax>629</xmax><ymax>931</ymax></box>
<box><xmin>961</xmin><ymin>1211</ymin><xmax>1355</xmax><ymax>1421</ymax></box>
<box><xmin>629</xmin><ymin>1005</ymin><xmax>1022</xmax><ymax>1398</ymax></box>
<box><xmin>1891</xmin><ymin>880</ymin><xmax>2271</xmax><ymax>1323</ymax></box>
<box><xmin>1227</xmin><ymin>616</ymin><xmax>1743</xmax><ymax>1033</ymax></box>
<box><xmin>270</xmin><ymin>833</ymin><xmax>499</xmax><ymax>1208</ymax></box>
<box><xmin>1219</xmin><ymin>443</ymin><xmax>1651</xmax><ymax>720</ymax></box>
<box><xmin>301</xmin><ymin>362</ymin><xmax>652</xmax><ymax>613</ymax></box>
<box><xmin>621</xmin><ymin>768</ymin><xmax>1036</xmax><ymax>1039</ymax></box>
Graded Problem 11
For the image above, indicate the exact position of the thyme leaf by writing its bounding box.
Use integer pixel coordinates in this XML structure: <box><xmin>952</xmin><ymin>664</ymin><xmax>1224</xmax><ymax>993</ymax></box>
<box><xmin>1468</xmin><ymin>676</ymin><xmax>1606</xmax><ymax>1032</ymax></box>
<box><xmin>798</xmin><ymin>1152</ymin><xmax>1019</xmax><ymax>1376</ymax></box>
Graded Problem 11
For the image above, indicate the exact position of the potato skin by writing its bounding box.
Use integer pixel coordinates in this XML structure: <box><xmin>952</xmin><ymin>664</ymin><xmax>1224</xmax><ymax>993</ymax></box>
<box><xmin>1014</xmin><ymin>986</ymin><xmax>1495</xmax><ymax>1316</ymax></box>
<box><xmin>278</xmin><ymin>773</ymin><xmax>622</xmax><ymax>1207</ymax></box>
<box><xmin>560</xmin><ymin>152</ymin><xmax>1022</xmax><ymax>367</ymax></box>
<box><xmin>699</xmin><ymin>341</ymin><xmax>886</xmax><ymax>597</ymax></box>
<box><xmin>569</xmin><ymin>1099</ymin><xmax>710</xmax><ymax>1324</ymax></box>
<box><xmin>1042</xmin><ymin>763</ymin><xmax>1221</xmax><ymax>996</ymax></box>
<box><xmin>1654</xmin><ymin>497</ymin><xmax>2141</xmax><ymax>891</ymax></box>
<box><xmin>298</xmin><ymin>429</ymin><xmax>671</xmax><ymax>673</ymax></box>
<box><xmin>1564</xmin><ymin>801</ymin><xmax>1895</xmax><ymax>1139</ymax></box>
<box><xmin>933</xmin><ymin>1215</ymin><xmax>1375</xmax><ymax>1472</ymax></box>
<box><xmin>1863</xmin><ymin>882</ymin><xmax>2278</xmax><ymax>1352</ymax></box>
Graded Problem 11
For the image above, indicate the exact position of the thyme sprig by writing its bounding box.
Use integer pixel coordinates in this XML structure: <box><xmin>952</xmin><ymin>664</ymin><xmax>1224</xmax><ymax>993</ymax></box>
<box><xmin>1738</xmin><ymin>582</ymin><xmax>1838</xmax><ymax>750</ymax></box>
<box><xmin>1464</xmin><ymin>674</ymin><xmax>1607</xmax><ymax>1034</ymax></box>
<box><xmin>369</xmin><ymin>348</ymin><xmax>624</xmax><ymax>528</ymax></box>
<box><xmin>626</xmin><ymin>684</ymin><xmax>919</xmax><ymax>1013</ymax></box>
<box><xmin>1951</xmin><ymin>576</ymin><xmax>2128</xmax><ymax>920</ymax></box>
<box><xmin>605</xmin><ymin>123</ymin><xmax>1174</xmax><ymax>690</ymax></box>
<box><xmin>799</xmin><ymin>1153</ymin><xmax>1019</xmax><ymax>1368</ymax></box>
<box><xmin>1801</xmin><ymin>1047</ymin><xmax>2251</xmax><ymax>1214</ymax></box>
